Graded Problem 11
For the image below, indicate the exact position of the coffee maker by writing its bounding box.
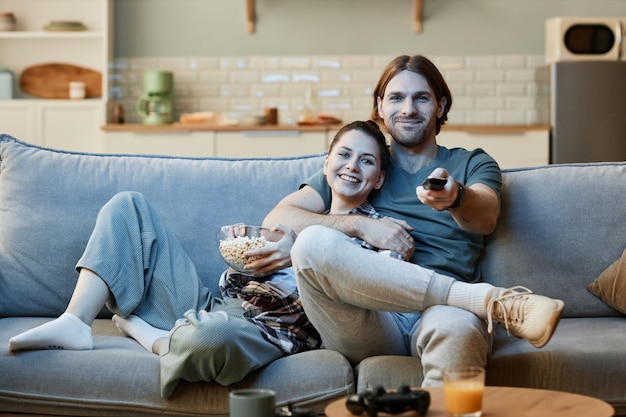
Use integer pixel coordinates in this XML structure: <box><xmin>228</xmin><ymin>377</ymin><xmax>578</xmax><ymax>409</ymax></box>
<box><xmin>136</xmin><ymin>70</ymin><xmax>174</xmax><ymax>125</ymax></box>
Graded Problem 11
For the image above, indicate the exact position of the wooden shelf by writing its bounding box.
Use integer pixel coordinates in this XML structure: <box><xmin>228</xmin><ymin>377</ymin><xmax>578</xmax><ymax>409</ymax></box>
<box><xmin>246</xmin><ymin>0</ymin><xmax>423</xmax><ymax>34</ymax></box>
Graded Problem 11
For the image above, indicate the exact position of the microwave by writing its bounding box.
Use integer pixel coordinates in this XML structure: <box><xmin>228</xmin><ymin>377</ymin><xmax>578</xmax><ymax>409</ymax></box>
<box><xmin>545</xmin><ymin>17</ymin><xmax>626</xmax><ymax>63</ymax></box>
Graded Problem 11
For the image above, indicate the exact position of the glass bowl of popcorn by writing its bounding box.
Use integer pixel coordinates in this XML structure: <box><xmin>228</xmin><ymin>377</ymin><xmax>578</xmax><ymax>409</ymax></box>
<box><xmin>218</xmin><ymin>224</ymin><xmax>282</xmax><ymax>275</ymax></box>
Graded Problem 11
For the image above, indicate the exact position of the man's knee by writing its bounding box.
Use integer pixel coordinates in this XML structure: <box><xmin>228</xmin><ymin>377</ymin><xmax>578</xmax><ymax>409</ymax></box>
<box><xmin>291</xmin><ymin>225</ymin><xmax>343</xmax><ymax>268</ymax></box>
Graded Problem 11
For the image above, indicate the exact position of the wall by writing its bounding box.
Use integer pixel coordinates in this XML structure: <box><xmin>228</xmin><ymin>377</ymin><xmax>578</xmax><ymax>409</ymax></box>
<box><xmin>110</xmin><ymin>0</ymin><xmax>623</xmax><ymax>126</ymax></box>
<box><xmin>113</xmin><ymin>0</ymin><xmax>626</xmax><ymax>57</ymax></box>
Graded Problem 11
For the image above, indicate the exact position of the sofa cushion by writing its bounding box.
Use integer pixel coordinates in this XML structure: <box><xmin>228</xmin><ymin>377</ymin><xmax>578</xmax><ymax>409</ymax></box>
<box><xmin>355</xmin><ymin>317</ymin><xmax>626</xmax><ymax>415</ymax></box>
<box><xmin>481</xmin><ymin>163</ymin><xmax>626</xmax><ymax>318</ymax></box>
<box><xmin>0</xmin><ymin>135</ymin><xmax>325</xmax><ymax>317</ymax></box>
<box><xmin>487</xmin><ymin>317</ymin><xmax>626</xmax><ymax>416</ymax></box>
<box><xmin>0</xmin><ymin>317</ymin><xmax>354</xmax><ymax>416</ymax></box>
<box><xmin>587</xmin><ymin>248</ymin><xmax>626</xmax><ymax>314</ymax></box>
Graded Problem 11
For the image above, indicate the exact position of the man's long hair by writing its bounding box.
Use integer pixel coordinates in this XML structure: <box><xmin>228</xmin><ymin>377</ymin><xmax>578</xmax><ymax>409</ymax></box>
<box><xmin>371</xmin><ymin>55</ymin><xmax>453</xmax><ymax>135</ymax></box>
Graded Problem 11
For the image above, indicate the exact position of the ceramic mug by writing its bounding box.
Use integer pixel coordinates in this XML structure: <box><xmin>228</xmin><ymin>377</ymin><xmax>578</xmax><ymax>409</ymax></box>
<box><xmin>229</xmin><ymin>388</ymin><xmax>276</xmax><ymax>417</ymax></box>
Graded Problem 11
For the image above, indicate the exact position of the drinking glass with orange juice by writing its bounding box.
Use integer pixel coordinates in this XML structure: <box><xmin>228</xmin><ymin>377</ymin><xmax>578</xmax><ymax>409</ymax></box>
<box><xmin>443</xmin><ymin>365</ymin><xmax>485</xmax><ymax>417</ymax></box>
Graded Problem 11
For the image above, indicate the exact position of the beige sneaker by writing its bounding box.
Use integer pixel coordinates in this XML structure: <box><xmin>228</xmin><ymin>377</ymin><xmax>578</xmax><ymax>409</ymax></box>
<box><xmin>486</xmin><ymin>286</ymin><xmax>565</xmax><ymax>348</ymax></box>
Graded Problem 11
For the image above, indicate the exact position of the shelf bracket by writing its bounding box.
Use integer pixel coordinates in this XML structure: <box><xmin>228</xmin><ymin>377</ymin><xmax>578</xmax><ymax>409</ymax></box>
<box><xmin>414</xmin><ymin>0</ymin><xmax>423</xmax><ymax>33</ymax></box>
<box><xmin>247</xmin><ymin>0</ymin><xmax>255</xmax><ymax>33</ymax></box>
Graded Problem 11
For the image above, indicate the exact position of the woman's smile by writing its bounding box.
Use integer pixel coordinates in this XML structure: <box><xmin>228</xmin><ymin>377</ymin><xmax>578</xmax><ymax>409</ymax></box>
<box><xmin>338</xmin><ymin>173</ymin><xmax>360</xmax><ymax>183</ymax></box>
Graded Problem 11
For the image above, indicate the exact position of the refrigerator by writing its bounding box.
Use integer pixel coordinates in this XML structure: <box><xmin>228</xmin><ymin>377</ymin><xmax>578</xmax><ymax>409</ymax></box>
<box><xmin>549</xmin><ymin>61</ymin><xmax>626</xmax><ymax>164</ymax></box>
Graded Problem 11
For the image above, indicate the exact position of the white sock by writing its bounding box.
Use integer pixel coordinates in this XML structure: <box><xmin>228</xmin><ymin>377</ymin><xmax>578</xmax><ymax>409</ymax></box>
<box><xmin>112</xmin><ymin>314</ymin><xmax>169</xmax><ymax>352</ymax></box>
<box><xmin>9</xmin><ymin>312</ymin><xmax>93</xmax><ymax>351</ymax></box>
<box><xmin>446</xmin><ymin>282</ymin><xmax>498</xmax><ymax>318</ymax></box>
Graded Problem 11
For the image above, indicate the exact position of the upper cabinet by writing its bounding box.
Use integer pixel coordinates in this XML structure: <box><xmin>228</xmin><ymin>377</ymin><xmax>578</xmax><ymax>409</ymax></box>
<box><xmin>0</xmin><ymin>0</ymin><xmax>111</xmax><ymax>150</ymax></box>
<box><xmin>0</xmin><ymin>0</ymin><xmax>111</xmax><ymax>100</ymax></box>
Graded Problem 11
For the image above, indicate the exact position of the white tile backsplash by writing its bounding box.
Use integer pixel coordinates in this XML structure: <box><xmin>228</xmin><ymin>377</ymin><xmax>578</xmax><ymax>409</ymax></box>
<box><xmin>313</xmin><ymin>56</ymin><xmax>342</xmax><ymax>69</ymax></box>
<box><xmin>188</xmin><ymin>57</ymin><xmax>220</xmax><ymax>70</ymax></box>
<box><xmin>435</xmin><ymin>56</ymin><xmax>465</xmax><ymax>69</ymax></box>
<box><xmin>280</xmin><ymin>57</ymin><xmax>311</xmax><ymax>69</ymax></box>
<box><xmin>249</xmin><ymin>56</ymin><xmax>281</xmax><ymax>69</ymax></box>
<box><xmin>444</xmin><ymin>69</ymin><xmax>475</xmax><ymax>83</ymax></box>
<box><xmin>111</xmin><ymin>54</ymin><xmax>549</xmax><ymax>125</ymax></box>
<box><xmin>466</xmin><ymin>83</ymin><xmax>495</xmax><ymax>96</ymax></box>
<box><xmin>342</xmin><ymin>56</ymin><xmax>373</xmax><ymax>69</ymax></box>
<box><xmin>496</xmin><ymin>55</ymin><xmax>527</xmax><ymax>69</ymax></box>
<box><xmin>475</xmin><ymin>70</ymin><xmax>506</xmax><ymax>83</ymax></box>
<box><xmin>465</xmin><ymin>56</ymin><xmax>496</xmax><ymax>69</ymax></box>
<box><xmin>476</xmin><ymin>97</ymin><xmax>506</xmax><ymax>110</ymax></box>
<box><xmin>496</xmin><ymin>110</ymin><xmax>527</xmax><ymax>125</ymax></box>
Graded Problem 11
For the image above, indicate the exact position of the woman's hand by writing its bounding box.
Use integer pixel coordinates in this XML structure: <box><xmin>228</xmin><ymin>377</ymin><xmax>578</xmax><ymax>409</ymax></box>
<box><xmin>243</xmin><ymin>223</ymin><xmax>297</xmax><ymax>276</ymax></box>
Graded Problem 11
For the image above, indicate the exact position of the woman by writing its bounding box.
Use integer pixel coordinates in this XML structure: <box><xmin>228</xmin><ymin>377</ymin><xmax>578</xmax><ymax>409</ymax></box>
<box><xmin>8</xmin><ymin>119</ymin><xmax>396</xmax><ymax>397</ymax></box>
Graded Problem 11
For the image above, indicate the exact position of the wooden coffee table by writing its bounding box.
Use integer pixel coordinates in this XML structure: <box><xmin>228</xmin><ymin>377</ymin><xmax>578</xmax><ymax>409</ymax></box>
<box><xmin>325</xmin><ymin>386</ymin><xmax>614</xmax><ymax>417</ymax></box>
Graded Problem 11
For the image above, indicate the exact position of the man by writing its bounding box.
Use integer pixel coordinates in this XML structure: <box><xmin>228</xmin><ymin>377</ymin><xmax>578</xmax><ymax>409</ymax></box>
<box><xmin>261</xmin><ymin>55</ymin><xmax>564</xmax><ymax>386</ymax></box>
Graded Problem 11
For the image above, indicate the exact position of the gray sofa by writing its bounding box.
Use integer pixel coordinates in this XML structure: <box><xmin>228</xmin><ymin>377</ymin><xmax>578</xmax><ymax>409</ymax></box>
<box><xmin>0</xmin><ymin>134</ymin><xmax>625</xmax><ymax>417</ymax></box>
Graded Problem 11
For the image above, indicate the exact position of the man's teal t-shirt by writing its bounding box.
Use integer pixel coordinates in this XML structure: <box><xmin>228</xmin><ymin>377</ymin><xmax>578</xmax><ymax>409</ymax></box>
<box><xmin>303</xmin><ymin>146</ymin><xmax>502</xmax><ymax>282</ymax></box>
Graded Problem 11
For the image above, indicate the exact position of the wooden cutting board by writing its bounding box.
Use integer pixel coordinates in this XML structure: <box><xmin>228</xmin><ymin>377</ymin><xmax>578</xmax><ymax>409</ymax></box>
<box><xmin>19</xmin><ymin>63</ymin><xmax>102</xmax><ymax>99</ymax></box>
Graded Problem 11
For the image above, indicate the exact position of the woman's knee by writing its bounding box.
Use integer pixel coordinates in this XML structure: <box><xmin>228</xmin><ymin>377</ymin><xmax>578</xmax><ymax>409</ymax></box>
<box><xmin>99</xmin><ymin>191</ymin><xmax>145</xmax><ymax>216</ymax></box>
<box><xmin>170</xmin><ymin>309</ymin><xmax>236</xmax><ymax>351</ymax></box>
<box><xmin>107</xmin><ymin>191</ymin><xmax>146</xmax><ymax>209</ymax></box>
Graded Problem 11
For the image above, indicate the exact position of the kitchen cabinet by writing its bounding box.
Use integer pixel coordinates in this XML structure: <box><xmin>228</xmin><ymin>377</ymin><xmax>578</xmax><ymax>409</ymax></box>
<box><xmin>104</xmin><ymin>129</ymin><xmax>327</xmax><ymax>159</ymax></box>
<box><xmin>215</xmin><ymin>130</ymin><xmax>327</xmax><ymax>158</ymax></box>
<box><xmin>100</xmin><ymin>125</ymin><xmax>550</xmax><ymax>164</ymax></box>
<box><xmin>103</xmin><ymin>131</ymin><xmax>216</xmax><ymax>157</ymax></box>
<box><xmin>0</xmin><ymin>100</ymin><xmax>102</xmax><ymax>152</ymax></box>
<box><xmin>101</xmin><ymin>124</ymin><xmax>334</xmax><ymax>158</ymax></box>
<box><xmin>0</xmin><ymin>0</ymin><xmax>111</xmax><ymax>150</ymax></box>
<box><xmin>38</xmin><ymin>101</ymin><xmax>103</xmax><ymax>152</ymax></box>
<box><xmin>437</xmin><ymin>126</ymin><xmax>550</xmax><ymax>169</ymax></box>
<box><xmin>0</xmin><ymin>100</ymin><xmax>36</xmax><ymax>143</ymax></box>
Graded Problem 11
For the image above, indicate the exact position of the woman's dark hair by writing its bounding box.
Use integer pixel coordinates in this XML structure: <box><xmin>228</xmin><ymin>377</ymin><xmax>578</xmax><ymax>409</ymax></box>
<box><xmin>371</xmin><ymin>55</ymin><xmax>452</xmax><ymax>135</ymax></box>
<box><xmin>329</xmin><ymin>120</ymin><xmax>391</xmax><ymax>173</ymax></box>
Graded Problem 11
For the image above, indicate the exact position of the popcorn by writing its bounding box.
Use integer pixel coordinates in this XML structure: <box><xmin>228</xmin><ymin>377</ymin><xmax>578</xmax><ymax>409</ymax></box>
<box><xmin>219</xmin><ymin>235</ymin><xmax>269</xmax><ymax>271</ymax></box>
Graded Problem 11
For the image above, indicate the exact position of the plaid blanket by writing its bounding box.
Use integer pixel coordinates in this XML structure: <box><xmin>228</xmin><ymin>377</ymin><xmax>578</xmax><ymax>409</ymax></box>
<box><xmin>219</xmin><ymin>268</ymin><xmax>321</xmax><ymax>354</ymax></box>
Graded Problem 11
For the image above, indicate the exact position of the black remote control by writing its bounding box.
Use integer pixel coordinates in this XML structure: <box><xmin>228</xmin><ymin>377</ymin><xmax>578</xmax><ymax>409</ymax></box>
<box><xmin>422</xmin><ymin>177</ymin><xmax>447</xmax><ymax>191</ymax></box>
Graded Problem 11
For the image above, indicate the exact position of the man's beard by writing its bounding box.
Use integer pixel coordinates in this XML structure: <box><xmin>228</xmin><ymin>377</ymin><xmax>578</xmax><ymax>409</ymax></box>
<box><xmin>387</xmin><ymin>115</ymin><xmax>437</xmax><ymax>148</ymax></box>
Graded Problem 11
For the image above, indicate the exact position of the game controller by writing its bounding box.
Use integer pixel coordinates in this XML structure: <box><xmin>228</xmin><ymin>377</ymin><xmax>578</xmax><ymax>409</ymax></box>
<box><xmin>346</xmin><ymin>385</ymin><xmax>430</xmax><ymax>417</ymax></box>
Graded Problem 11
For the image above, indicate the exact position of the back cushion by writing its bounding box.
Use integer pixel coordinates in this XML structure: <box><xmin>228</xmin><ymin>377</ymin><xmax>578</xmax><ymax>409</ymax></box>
<box><xmin>481</xmin><ymin>163</ymin><xmax>626</xmax><ymax>318</ymax></box>
<box><xmin>0</xmin><ymin>135</ymin><xmax>325</xmax><ymax>317</ymax></box>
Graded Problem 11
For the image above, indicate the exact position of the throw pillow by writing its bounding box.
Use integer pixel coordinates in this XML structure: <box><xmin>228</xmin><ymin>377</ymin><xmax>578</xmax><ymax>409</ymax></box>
<box><xmin>587</xmin><ymin>248</ymin><xmax>626</xmax><ymax>314</ymax></box>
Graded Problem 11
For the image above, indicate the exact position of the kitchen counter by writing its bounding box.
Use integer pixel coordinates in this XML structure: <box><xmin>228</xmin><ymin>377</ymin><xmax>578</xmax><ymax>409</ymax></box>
<box><xmin>101</xmin><ymin>123</ymin><xmax>341</xmax><ymax>132</ymax></box>
<box><xmin>101</xmin><ymin>123</ymin><xmax>550</xmax><ymax>133</ymax></box>
<box><xmin>442</xmin><ymin>124</ymin><xmax>550</xmax><ymax>133</ymax></box>
<box><xmin>100</xmin><ymin>124</ymin><xmax>550</xmax><ymax>168</ymax></box>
